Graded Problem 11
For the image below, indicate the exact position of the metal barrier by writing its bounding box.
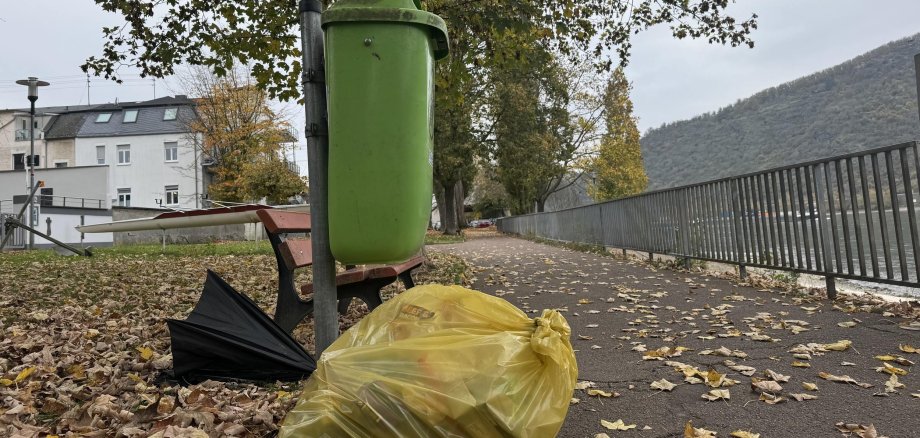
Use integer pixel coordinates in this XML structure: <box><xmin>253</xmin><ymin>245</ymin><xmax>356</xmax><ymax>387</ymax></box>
<box><xmin>38</xmin><ymin>195</ymin><xmax>107</xmax><ymax>209</ymax></box>
<box><xmin>498</xmin><ymin>141</ymin><xmax>920</xmax><ymax>295</ymax></box>
<box><xmin>0</xmin><ymin>213</ymin><xmax>26</xmax><ymax>249</ymax></box>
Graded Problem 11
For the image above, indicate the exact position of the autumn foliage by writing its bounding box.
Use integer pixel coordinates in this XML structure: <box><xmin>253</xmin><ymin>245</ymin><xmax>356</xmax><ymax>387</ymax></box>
<box><xmin>183</xmin><ymin>68</ymin><xmax>306</xmax><ymax>205</ymax></box>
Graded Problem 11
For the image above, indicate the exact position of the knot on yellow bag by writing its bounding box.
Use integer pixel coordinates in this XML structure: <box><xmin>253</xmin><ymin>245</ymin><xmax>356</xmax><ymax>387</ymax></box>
<box><xmin>532</xmin><ymin>309</ymin><xmax>571</xmax><ymax>360</ymax></box>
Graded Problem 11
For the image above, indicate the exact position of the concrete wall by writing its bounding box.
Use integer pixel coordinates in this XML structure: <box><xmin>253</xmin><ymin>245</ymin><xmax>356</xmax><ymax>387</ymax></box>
<box><xmin>75</xmin><ymin>133</ymin><xmax>203</xmax><ymax>210</ymax></box>
<box><xmin>46</xmin><ymin>139</ymin><xmax>76</xmax><ymax>168</ymax></box>
<box><xmin>111</xmin><ymin>206</ymin><xmax>254</xmax><ymax>245</ymax></box>
<box><xmin>0</xmin><ymin>165</ymin><xmax>110</xmax><ymax>205</ymax></box>
<box><xmin>33</xmin><ymin>207</ymin><xmax>113</xmax><ymax>247</ymax></box>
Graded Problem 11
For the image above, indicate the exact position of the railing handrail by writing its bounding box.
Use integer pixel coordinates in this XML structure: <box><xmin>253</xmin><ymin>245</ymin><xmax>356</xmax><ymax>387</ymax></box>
<box><xmin>508</xmin><ymin>140</ymin><xmax>920</xmax><ymax>220</ymax></box>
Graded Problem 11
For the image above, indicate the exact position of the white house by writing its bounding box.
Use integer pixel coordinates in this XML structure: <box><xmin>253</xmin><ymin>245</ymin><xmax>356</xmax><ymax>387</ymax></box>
<box><xmin>70</xmin><ymin>96</ymin><xmax>204</xmax><ymax>210</ymax></box>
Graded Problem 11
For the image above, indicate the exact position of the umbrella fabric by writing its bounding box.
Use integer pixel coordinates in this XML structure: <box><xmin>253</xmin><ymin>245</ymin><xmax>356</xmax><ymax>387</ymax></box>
<box><xmin>167</xmin><ymin>270</ymin><xmax>316</xmax><ymax>381</ymax></box>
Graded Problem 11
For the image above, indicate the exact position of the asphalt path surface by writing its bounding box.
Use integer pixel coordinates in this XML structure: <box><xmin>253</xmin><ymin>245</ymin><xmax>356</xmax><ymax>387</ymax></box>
<box><xmin>432</xmin><ymin>236</ymin><xmax>920</xmax><ymax>438</ymax></box>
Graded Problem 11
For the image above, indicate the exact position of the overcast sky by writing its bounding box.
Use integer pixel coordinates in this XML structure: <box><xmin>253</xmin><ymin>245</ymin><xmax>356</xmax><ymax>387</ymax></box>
<box><xmin>1</xmin><ymin>0</ymin><xmax>919</xmax><ymax>145</ymax></box>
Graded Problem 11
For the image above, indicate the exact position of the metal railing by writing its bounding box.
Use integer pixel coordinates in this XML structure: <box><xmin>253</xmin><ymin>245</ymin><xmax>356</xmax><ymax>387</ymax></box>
<box><xmin>0</xmin><ymin>196</ymin><xmax>106</xmax><ymax>212</ymax></box>
<box><xmin>498</xmin><ymin>141</ymin><xmax>920</xmax><ymax>293</ymax></box>
<box><xmin>36</xmin><ymin>195</ymin><xmax>107</xmax><ymax>210</ymax></box>
<box><xmin>14</xmin><ymin>129</ymin><xmax>42</xmax><ymax>141</ymax></box>
<box><xmin>0</xmin><ymin>214</ymin><xmax>25</xmax><ymax>249</ymax></box>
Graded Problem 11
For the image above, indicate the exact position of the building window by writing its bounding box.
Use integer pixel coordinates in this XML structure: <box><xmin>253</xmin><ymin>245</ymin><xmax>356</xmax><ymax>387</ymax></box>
<box><xmin>165</xmin><ymin>185</ymin><xmax>179</xmax><ymax>205</ymax></box>
<box><xmin>164</xmin><ymin>142</ymin><xmax>178</xmax><ymax>162</ymax></box>
<box><xmin>117</xmin><ymin>145</ymin><xmax>131</xmax><ymax>165</ymax></box>
<box><xmin>96</xmin><ymin>145</ymin><xmax>106</xmax><ymax>164</ymax></box>
<box><xmin>13</xmin><ymin>153</ymin><xmax>25</xmax><ymax>170</ymax></box>
<box><xmin>54</xmin><ymin>161</ymin><xmax>68</xmax><ymax>168</ymax></box>
<box><xmin>21</xmin><ymin>120</ymin><xmax>26</xmax><ymax>130</ymax></box>
<box><xmin>123</xmin><ymin>109</ymin><xmax>138</xmax><ymax>123</ymax></box>
<box><xmin>163</xmin><ymin>108</ymin><xmax>178</xmax><ymax>121</ymax></box>
<box><xmin>117</xmin><ymin>188</ymin><xmax>131</xmax><ymax>207</ymax></box>
<box><xmin>95</xmin><ymin>113</ymin><xmax>112</xmax><ymax>123</ymax></box>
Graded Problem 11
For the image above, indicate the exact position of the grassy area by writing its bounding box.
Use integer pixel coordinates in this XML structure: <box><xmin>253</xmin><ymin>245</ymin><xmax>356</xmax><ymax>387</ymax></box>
<box><xmin>0</xmin><ymin>240</ymin><xmax>471</xmax><ymax>436</ymax></box>
<box><xmin>3</xmin><ymin>232</ymin><xmax>466</xmax><ymax>263</ymax></box>
<box><xmin>424</xmin><ymin>231</ymin><xmax>466</xmax><ymax>245</ymax></box>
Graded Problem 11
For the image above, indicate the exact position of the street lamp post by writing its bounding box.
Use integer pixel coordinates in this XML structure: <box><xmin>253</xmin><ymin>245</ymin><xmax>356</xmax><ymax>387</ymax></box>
<box><xmin>16</xmin><ymin>77</ymin><xmax>50</xmax><ymax>250</ymax></box>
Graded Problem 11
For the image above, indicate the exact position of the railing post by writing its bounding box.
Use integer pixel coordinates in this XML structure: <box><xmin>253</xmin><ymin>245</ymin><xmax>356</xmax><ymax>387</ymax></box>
<box><xmin>730</xmin><ymin>179</ymin><xmax>746</xmax><ymax>280</ymax></box>
<box><xmin>814</xmin><ymin>164</ymin><xmax>835</xmax><ymax>299</ymax></box>
<box><xmin>677</xmin><ymin>188</ymin><xmax>691</xmax><ymax>269</ymax></box>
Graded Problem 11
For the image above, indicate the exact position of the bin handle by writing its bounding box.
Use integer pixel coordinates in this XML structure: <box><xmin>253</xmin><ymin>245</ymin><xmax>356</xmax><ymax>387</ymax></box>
<box><xmin>322</xmin><ymin>7</ymin><xmax>450</xmax><ymax>60</ymax></box>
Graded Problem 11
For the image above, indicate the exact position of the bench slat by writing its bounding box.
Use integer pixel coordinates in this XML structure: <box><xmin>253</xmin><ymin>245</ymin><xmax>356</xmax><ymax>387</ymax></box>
<box><xmin>257</xmin><ymin>210</ymin><xmax>312</xmax><ymax>234</ymax></box>
<box><xmin>279</xmin><ymin>239</ymin><xmax>313</xmax><ymax>270</ymax></box>
<box><xmin>368</xmin><ymin>256</ymin><xmax>424</xmax><ymax>279</ymax></box>
<box><xmin>301</xmin><ymin>268</ymin><xmax>370</xmax><ymax>294</ymax></box>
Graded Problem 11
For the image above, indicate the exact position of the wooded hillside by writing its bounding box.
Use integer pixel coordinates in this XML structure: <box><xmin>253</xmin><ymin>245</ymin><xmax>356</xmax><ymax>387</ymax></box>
<box><xmin>642</xmin><ymin>34</ymin><xmax>920</xmax><ymax>190</ymax></box>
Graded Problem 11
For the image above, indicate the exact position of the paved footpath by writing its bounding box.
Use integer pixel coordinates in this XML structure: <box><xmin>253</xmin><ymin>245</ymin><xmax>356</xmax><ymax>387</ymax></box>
<box><xmin>432</xmin><ymin>236</ymin><xmax>920</xmax><ymax>438</ymax></box>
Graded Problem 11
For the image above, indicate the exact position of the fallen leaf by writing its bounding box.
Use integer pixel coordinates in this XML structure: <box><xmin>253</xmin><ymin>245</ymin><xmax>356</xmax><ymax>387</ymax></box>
<box><xmin>724</xmin><ymin>360</ymin><xmax>757</xmax><ymax>376</ymax></box>
<box><xmin>750</xmin><ymin>378</ymin><xmax>783</xmax><ymax>393</ymax></box>
<box><xmin>601</xmin><ymin>419</ymin><xmax>637</xmax><ymax>431</ymax></box>
<box><xmin>700</xmin><ymin>346</ymin><xmax>747</xmax><ymax>358</ymax></box>
<box><xmin>791</xmin><ymin>361</ymin><xmax>811</xmax><ymax>368</ymax></box>
<box><xmin>823</xmin><ymin>340</ymin><xmax>852</xmax><ymax>351</ymax></box>
<box><xmin>730</xmin><ymin>431</ymin><xmax>760</xmax><ymax>438</ymax></box>
<box><xmin>835</xmin><ymin>422</ymin><xmax>885</xmax><ymax>438</ymax></box>
<box><xmin>575</xmin><ymin>381</ymin><xmax>596</xmax><ymax>390</ymax></box>
<box><xmin>137</xmin><ymin>346</ymin><xmax>155</xmax><ymax>361</ymax></box>
<box><xmin>764</xmin><ymin>369</ymin><xmax>790</xmax><ymax>382</ymax></box>
<box><xmin>802</xmin><ymin>382</ymin><xmax>818</xmax><ymax>391</ymax></box>
<box><xmin>650</xmin><ymin>379</ymin><xmax>677</xmax><ymax>392</ymax></box>
<box><xmin>875</xmin><ymin>362</ymin><xmax>907</xmax><ymax>376</ymax></box>
<box><xmin>759</xmin><ymin>392</ymin><xmax>786</xmax><ymax>404</ymax></box>
<box><xmin>883</xmin><ymin>374</ymin><xmax>904</xmax><ymax>393</ymax></box>
<box><xmin>701</xmin><ymin>389</ymin><xmax>730</xmax><ymax>401</ymax></box>
<box><xmin>874</xmin><ymin>355</ymin><xmax>914</xmax><ymax>367</ymax></box>
<box><xmin>684</xmin><ymin>421</ymin><xmax>717</xmax><ymax>438</ymax></box>
<box><xmin>837</xmin><ymin>321</ymin><xmax>857</xmax><ymax>328</ymax></box>
<box><xmin>789</xmin><ymin>393</ymin><xmax>818</xmax><ymax>401</ymax></box>
<box><xmin>818</xmin><ymin>371</ymin><xmax>872</xmax><ymax>388</ymax></box>
<box><xmin>14</xmin><ymin>367</ymin><xmax>36</xmax><ymax>383</ymax></box>
<box><xmin>587</xmin><ymin>389</ymin><xmax>618</xmax><ymax>398</ymax></box>
<box><xmin>900</xmin><ymin>344</ymin><xmax>917</xmax><ymax>354</ymax></box>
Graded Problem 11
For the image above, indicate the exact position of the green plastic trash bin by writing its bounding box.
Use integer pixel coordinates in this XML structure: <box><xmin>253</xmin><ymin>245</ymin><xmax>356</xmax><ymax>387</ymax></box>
<box><xmin>323</xmin><ymin>0</ymin><xmax>449</xmax><ymax>264</ymax></box>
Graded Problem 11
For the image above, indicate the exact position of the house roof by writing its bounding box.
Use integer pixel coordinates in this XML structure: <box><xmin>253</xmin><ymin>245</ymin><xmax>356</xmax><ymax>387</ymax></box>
<box><xmin>75</xmin><ymin>104</ymin><xmax>195</xmax><ymax>138</ymax></box>
<box><xmin>44</xmin><ymin>113</ymin><xmax>88</xmax><ymax>140</ymax></box>
<box><xmin>0</xmin><ymin>104</ymin><xmax>100</xmax><ymax>114</ymax></box>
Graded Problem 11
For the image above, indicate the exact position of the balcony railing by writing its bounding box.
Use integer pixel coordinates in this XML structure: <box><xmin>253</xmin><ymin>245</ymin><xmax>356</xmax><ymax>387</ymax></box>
<box><xmin>14</xmin><ymin>129</ymin><xmax>43</xmax><ymax>141</ymax></box>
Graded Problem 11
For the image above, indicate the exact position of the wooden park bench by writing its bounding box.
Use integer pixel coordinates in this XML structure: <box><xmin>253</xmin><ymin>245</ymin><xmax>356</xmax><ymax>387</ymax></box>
<box><xmin>257</xmin><ymin>209</ymin><xmax>424</xmax><ymax>333</ymax></box>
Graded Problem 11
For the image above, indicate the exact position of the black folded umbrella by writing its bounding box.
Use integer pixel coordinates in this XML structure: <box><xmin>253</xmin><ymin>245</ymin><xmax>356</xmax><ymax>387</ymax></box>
<box><xmin>166</xmin><ymin>270</ymin><xmax>316</xmax><ymax>382</ymax></box>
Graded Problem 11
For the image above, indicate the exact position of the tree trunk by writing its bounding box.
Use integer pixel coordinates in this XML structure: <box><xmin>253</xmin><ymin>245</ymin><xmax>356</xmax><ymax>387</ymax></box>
<box><xmin>442</xmin><ymin>183</ymin><xmax>460</xmax><ymax>235</ymax></box>
<box><xmin>454</xmin><ymin>179</ymin><xmax>465</xmax><ymax>229</ymax></box>
<box><xmin>536</xmin><ymin>198</ymin><xmax>546</xmax><ymax>213</ymax></box>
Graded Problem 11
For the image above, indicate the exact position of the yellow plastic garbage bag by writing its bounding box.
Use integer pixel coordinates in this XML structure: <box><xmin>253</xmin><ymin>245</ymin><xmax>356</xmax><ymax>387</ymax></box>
<box><xmin>280</xmin><ymin>284</ymin><xmax>578</xmax><ymax>438</ymax></box>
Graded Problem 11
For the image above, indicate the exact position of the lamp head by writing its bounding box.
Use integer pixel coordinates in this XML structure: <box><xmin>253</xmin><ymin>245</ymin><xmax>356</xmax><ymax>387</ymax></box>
<box><xmin>16</xmin><ymin>77</ymin><xmax>50</xmax><ymax>100</ymax></box>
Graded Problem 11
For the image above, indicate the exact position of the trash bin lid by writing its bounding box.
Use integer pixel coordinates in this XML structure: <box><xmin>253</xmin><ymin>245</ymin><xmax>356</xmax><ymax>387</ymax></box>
<box><xmin>322</xmin><ymin>0</ymin><xmax>450</xmax><ymax>60</ymax></box>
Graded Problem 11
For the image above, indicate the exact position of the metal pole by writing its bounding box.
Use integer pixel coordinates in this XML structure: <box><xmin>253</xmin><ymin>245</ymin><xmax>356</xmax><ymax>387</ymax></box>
<box><xmin>28</xmin><ymin>97</ymin><xmax>36</xmax><ymax>250</ymax></box>
<box><xmin>300</xmin><ymin>0</ymin><xmax>338</xmax><ymax>353</ymax></box>
<box><xmin>914</xmin><ymin>54</ymin><xmax>920</xmax><ymax>123</ymax></box>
